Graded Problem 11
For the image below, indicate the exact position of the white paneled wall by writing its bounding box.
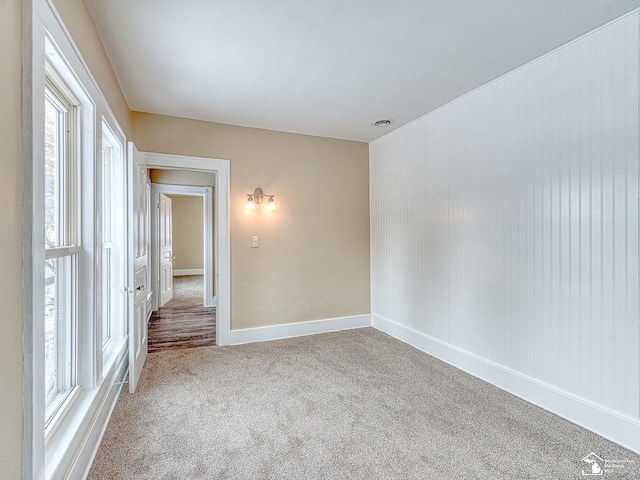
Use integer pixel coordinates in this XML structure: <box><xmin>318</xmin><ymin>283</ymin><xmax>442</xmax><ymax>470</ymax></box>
<box><xmin>370</xmin><ymin>12</ymin><xmax>640</xmax><ymax>445</ymax></box>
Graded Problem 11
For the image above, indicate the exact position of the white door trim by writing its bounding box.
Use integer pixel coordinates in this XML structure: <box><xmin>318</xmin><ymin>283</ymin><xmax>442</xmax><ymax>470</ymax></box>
<box><xmin>151</xmin><ymin>184</ymin><xmax>215</xmax><ymax>308</ymax></box>
<box><xmin>142</xmin><ymin>152</ymin><xmax>231</xmax><ymax>346</ymax></box>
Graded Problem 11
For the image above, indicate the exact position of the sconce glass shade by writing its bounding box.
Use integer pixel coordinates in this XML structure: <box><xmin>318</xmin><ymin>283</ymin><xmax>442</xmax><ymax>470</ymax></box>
<box><xmin>246</xmin><ymin>188</ymin><xmax>276</xmax><ymax>212</ymax></box>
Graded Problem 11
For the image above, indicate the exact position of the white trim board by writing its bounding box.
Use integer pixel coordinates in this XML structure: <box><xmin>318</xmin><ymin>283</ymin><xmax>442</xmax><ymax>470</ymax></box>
<box><xmin>371</xmin><ymin>314</ymin><xmax>640</xmax><ymax>454</ymax></box>
<box><xmin>174</xmin><ymin>269</ymin><xmax>204</xmax><ymax>276</ymax></box>
<box><xmin>229</xmin><ymin>315</ymin><xmax>371</xmax><ymax>345</ymax></box>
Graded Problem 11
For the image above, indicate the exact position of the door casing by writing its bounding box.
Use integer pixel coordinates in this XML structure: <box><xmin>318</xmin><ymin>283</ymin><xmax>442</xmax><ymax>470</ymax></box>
<box><xmin>141</xmin><ymin>152</ymin><xmax>231</xmax><ymax>346</ymax></box>
<box><xmin>151</xmin><ymin>184</ymin><xmax>216</xmax><ymax>309</ymax></box>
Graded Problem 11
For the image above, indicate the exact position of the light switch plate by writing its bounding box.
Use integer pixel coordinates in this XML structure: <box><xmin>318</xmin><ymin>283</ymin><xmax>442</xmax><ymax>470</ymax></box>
<box><xmin>251</xmin><ymin>235</ymin><xmax>260</xmax><ymax>248</ymax></box>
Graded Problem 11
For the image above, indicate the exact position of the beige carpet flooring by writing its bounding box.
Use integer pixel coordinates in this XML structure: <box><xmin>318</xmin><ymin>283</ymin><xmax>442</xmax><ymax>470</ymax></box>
<box><xmin>162</xmin><ymin>275</ymin><xmax>204</xmax><ymax>309</ymax></box>
<box><xmin>88</xmin><ymin>328</ymin><xmax>639</xmax><ymax>479</ymax></box>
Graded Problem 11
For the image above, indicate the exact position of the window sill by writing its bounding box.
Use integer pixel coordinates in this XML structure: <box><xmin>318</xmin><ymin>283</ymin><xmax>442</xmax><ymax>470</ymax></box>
<box><xmin>45</xmin><ymin>339</ymin><xmax>127</xmax><ymax>480</ymax></box>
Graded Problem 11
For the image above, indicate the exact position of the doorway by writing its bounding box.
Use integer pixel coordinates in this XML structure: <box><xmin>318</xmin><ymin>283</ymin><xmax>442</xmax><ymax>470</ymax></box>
<box><xmin>163</xmin><ymin>194</ymin><xmax>207</xmax><ymax>308</ymax></box>
<box><xmin>138</xmin><ymin>151</ymin><xmax>231</xmax><ymax>346</ymax></box>
<box><xmin>149</xmin><ymin>181</ymin><xmax>216</xmax><ymax>352</ymax></box>
<box><xmin>151</xmin><ymin>182</ymin><xmax>216</xmax><ymax>309</ymax></box>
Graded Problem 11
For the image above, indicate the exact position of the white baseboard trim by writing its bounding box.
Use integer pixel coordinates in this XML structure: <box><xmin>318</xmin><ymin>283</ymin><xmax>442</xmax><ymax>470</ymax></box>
<box><xmin>67</xmin><ymin>352</ymin><xmax>128</xmax><ymax>480</ymax></box>
<box><xmin>230</xmin><ymin>314</ymin><xmax>372</xmax><ymax>345</ymax></box>
<box><xmin>174</xmin><ymin>269</ymin><xmax>204</xmax><ymax>276</ymax></box>
<box><xmin>372</xmin><ymin>314</ymin><xmax>640</xmax><ymax>454</ymax></box>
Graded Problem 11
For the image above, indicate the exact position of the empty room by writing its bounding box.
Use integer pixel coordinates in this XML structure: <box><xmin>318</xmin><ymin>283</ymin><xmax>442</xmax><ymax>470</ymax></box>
<box><xmin>4</xmin><ymin>0</ymin><xmax>640</xmax><ymax>478</ymax></box>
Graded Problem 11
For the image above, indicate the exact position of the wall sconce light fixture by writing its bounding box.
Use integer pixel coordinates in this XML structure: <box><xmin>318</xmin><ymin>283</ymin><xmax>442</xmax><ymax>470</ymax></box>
<box><xmin>246</xmin><ymin>187</ymin><xmax>276</xmax><ymax>211</ymax></box>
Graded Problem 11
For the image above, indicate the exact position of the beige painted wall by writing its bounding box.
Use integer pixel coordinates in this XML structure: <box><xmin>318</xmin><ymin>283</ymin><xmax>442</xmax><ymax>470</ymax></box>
<box><xmin>133</xmin><ymin>112</ymin><xmax>370</xmax><ymax>330</ymax></box>
<box><xmin>150</xmin><ymin>169</ymin><xmax>216</xmax><ymax>187</ymax></box>
<box><xmin>51</xmin><ymin>0</ymin><xmax>131</xmax><ymax>135</ymax></box>
<box><xmin>168</xmin><ymin>195</ymin><xmax>204</xmax><ymax>271</ymax></box>
<box><xmin>1</xmin><ymin>0</ymin><xmax>24</xmax><ymax>476</ymax></box>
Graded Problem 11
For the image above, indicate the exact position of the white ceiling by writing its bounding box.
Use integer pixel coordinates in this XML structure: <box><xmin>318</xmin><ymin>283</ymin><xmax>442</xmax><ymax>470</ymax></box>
<box><xmin>86</xmin><ymin>0</ymin><xmax>640</xmax><ymax>142</ymax></box>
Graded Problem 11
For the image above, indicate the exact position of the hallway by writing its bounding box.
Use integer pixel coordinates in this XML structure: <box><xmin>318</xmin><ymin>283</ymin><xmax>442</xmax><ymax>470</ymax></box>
<box><xmin>148</xmin><ymin>276</ymin><xmax>216</xmax><ymax>352</ymax></box>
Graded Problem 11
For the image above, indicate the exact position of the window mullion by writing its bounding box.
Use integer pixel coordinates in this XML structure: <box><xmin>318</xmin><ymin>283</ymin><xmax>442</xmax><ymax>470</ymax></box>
<box><xmin>44</xmin><ymin>245</ymin><xmax>80</xmax><ymax>259</ymax></box>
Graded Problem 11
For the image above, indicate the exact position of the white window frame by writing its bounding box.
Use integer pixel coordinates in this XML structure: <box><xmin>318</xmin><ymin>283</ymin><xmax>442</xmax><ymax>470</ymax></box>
<box><xmin>24</xmin><ymin>2</ymin><xmax>130</xmax><ymax>479</ymax></box>
<box><xmin>100</xmin><ymin>120</ymin><xmax>127</xmax><ymax>368</ymax></box>
<box><xmin>43</xmin><ymin>71</ymin><xmax>82</xmax><ymax>431</ymax></box>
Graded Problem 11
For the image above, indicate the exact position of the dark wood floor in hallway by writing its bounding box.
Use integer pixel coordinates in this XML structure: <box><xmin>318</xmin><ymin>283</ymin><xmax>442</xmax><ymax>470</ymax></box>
<box><xmin>148</xmin><ymin>306</ymin><xmax>216</xmax><ymax>353</ymax></box>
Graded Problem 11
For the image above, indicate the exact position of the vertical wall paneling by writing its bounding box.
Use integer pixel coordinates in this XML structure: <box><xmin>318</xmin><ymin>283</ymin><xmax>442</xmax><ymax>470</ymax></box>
<box><xmin>370</xmin><ymin>13</ymin><xmax>640</xmax><ymax>438</ymax></box>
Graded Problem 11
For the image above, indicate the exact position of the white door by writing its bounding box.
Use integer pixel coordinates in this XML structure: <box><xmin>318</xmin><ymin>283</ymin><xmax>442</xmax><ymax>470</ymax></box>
<box><xmin>127</xmin><ymin>142</ymin><xmax>148</xmax><ymax>393</ymax></box>
<box><xmin>159</xmin><ymin>193</ymin><xmax>173</xmax><ymax>307</ymax></box>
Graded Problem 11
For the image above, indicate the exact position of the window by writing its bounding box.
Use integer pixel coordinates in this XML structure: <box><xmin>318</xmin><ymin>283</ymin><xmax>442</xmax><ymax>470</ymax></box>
<box><xmin>101</xmin><ymin>122</ymin><xmax>127</xmax><ymax>363</ymax></box>
<box><xmin>29</xmin><ymin>14</ymin><xmax>131</xmax><ymax>479</ymax></box>
<box><xmin>44</xmin><ymin>76</ymin><xmax>80</xmax><ymax>426</ymax></box>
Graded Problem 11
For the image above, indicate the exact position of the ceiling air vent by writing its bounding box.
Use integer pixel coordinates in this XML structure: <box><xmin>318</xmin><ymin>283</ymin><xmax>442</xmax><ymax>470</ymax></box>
<box><xmin>372</xmin><ymin>118</ymin><xmax>395</xmax><ymax>127</ymax></box>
